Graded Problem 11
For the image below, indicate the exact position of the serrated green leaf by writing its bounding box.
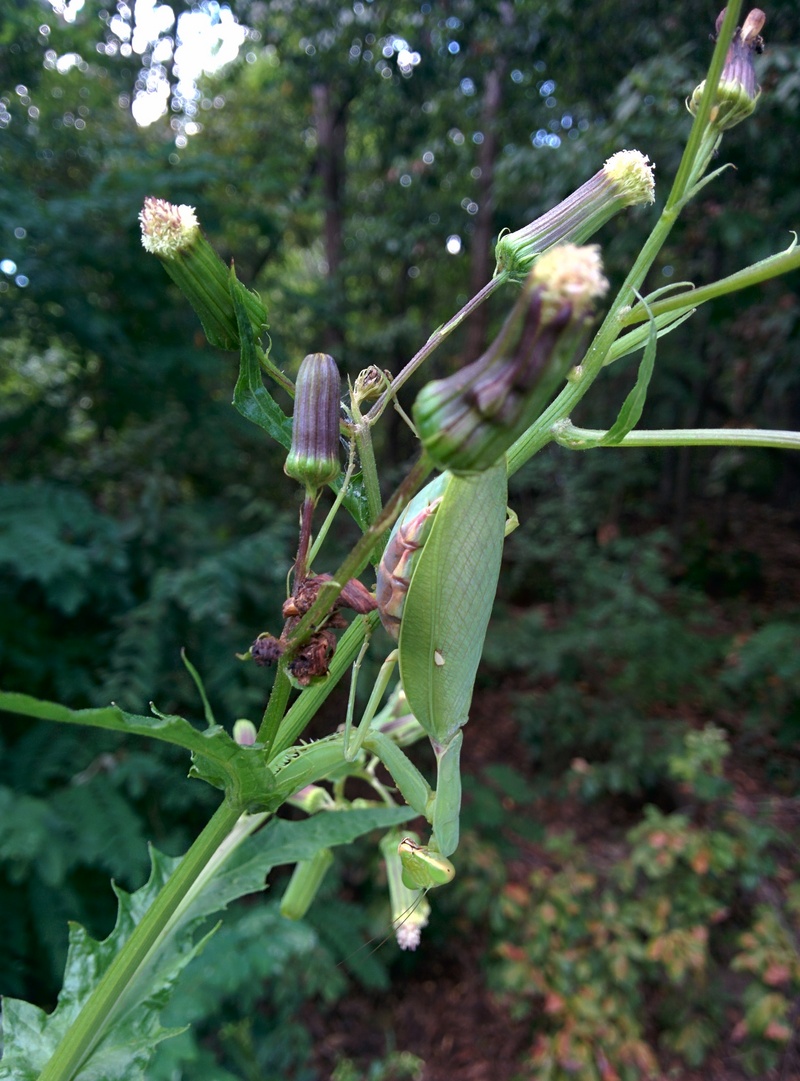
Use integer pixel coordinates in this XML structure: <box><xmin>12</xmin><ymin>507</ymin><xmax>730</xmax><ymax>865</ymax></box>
<box><xmin>0</xmin><ymin>849</ymin><xmax>192</xmax><ymax>1081</ymax></box>
<box><xmin>0</xmin><ymin>691</ymin><xmax>276</xmax><ymax>808</ymax></box>
<box><xmin>399</xmin><ymin>462</ymin><xmax>507</xmax><ymax>746</ymax></box>
<box><xmin>196</xmin><ymin>805</ymin><xmax>417</xmax><ymax>920</ymax></box>
<box><xmin>0</xmin><ymin>808</ymin><xmax>415</xmax><ymax>1080</ymax></box>
<box><xmin>230</xmin><ymin>273</ymin><xmax>293</xmax><ymax>449</ymax></box>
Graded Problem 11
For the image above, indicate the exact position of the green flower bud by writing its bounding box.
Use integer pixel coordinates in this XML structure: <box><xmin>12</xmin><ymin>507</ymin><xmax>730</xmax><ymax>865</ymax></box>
<box><xmin>495</xmin><ymin>150</ymin><xmax>654</xmax><ymax>278</ymax></box>
<box><xmin>139</xmin><ymin>196</ymin><xmax>266</xmax><ymax>350</ymax></box>
<box><xmin>284</xmin><ymin>353</ymin><xmax>342</xmax><ymax>491</ymax></box>
<box><xmin>414</xmin><ymin>244</ymin><xmax>608</xmax><ymax>474</ymax></box>
<box><xmin>688</xmin><ymin>8</ymin><xmax>765</xmax><ymax>131</ymax></box>
<box><xmin>279</xmin><ymin>848</ymin><xmax>334</xmax><ymax>920</ymax></box>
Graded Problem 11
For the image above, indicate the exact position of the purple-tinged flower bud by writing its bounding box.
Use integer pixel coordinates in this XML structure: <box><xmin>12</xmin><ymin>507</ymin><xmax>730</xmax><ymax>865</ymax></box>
<box><xmin>139</xmin><ymin>196</ymin><xmax>266</xmax><ymax>350</ymax></box>
<box><xmin>495</xmin><ymin>151</ymin><xmax>654</xmax><ymax>278</ymax></box>
<box><xmin>688</xmin><ymin>9</ymin><xmax>765</xmax><ymax>131</ymax></box>
<box><xmin>286</xmin><ymin>784</ymin><xmax>333</xmax><ymax>814</ymax></box>
<box><xmin>284</xmin><ymin>353</ymin><xmax>342</xmax><ymax>492</ymax></box>
<box><xmin>414</xmin><ymin>244</ymin><xmax>608</xmax><ymax>474</ymax></box>
<box><xmin>233</xmin><ymin>719</ymin><xmax>258</xmax><ymax>746</ymax></box>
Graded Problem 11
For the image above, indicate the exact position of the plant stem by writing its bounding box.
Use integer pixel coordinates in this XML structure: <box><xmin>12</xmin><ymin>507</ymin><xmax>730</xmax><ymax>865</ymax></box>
<box><xmin>620</xmin><ymin>241</ymin><xmax>800</xmax><ymax>328</ymax></box>
<box><xmin>258</xmin><ymin>663</ymin><xmax>293</xmax><ymax>751</ymax></box>
<box><xmin>292</xmin><ymin>494</ymin><xmax>316</xmax><ymax>582</ymax></box>
<box><xmin>38</xmin><ymin>800</ymin><xmax>246</xmax><ymax>1081</ymax></box>
<box><xmin>280</xmin><ymin>453</ymin><xmax>433</xmax><ymax>655</ymax></box>
<box><xmin>272</xmin><ymin>611</ymin><xmax>380</xmax><ymax>756</ymax></box>
<box><xmin>366</xmin><ymin>275</ymin><xmax>508</xmax><ymax>423</ymax></box>
<box><xmin>351</xmin><ymin>412</ymin><xmax>384</xmax><ymax>529</ymax></box>
<box><xmin>309</xmin><ymin>437</ymin><xmax>358</xmax><ymax>564</ymax></box>
<box><xmin>505</xmin><ymin>8</ymin><xmax>748</xmax><ymax>479</ymax></box>
<box><xmin>554</xmin><ymin>422</ymin><xmax>800</xmax><ymax>452</ymax></box>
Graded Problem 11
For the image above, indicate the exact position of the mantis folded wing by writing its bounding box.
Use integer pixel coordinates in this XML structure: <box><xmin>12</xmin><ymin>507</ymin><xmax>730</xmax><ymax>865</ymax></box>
<box><xmin>353</xmin><ymin>461</ymin><xmax>508</xmax><ymax>861</ymax></box>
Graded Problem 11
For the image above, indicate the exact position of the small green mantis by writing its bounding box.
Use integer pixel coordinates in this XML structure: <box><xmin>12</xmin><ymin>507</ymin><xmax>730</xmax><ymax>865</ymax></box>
<box><xmin>343</xmin><ymin>459</ymin><xmax>515</xmax><ymax>881</ymax></box>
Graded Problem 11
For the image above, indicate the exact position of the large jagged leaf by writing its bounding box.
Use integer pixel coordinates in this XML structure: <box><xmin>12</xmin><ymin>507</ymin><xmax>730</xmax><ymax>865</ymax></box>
<box><xmin>195</xmin><ymin>806</ymin><xmax>416</xmax><ymax>920</ymax></box>
<box><xmin>0</xmin><ymin>806</ymin><xmax>415</xmax><ymax>1081</ymax></box>
<box><xmin>0</xmin><ymin>691</ymin><xmax>275</xmax><ymax>808</ymax></box>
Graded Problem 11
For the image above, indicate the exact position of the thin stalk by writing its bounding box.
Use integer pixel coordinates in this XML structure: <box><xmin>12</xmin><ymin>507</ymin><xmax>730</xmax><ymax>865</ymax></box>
<box><xmin>292</xmin><ymin>495</ymin><xmax>316</xmax><ymax>583</ymax></box>
<box><xmin>351</xmin><ymin>415</ymin><xmax>384</xmax><ymax>528</ymax></box>
<box><xmin>309</xmin><ymin>438</ymin><xmax>358</xmax><ymax>565</ymax></box>
<box><xmin>38</xmin><ymin>800</ymin><xmax>245</xmax><ymax>1081</ymax></box>
<box><xmin>366</xmin><ymin>275</ymin><xmax>508</xmax><ymax>423</ymax></box>
<box><xmin>620</xmin><ymin>241</ymin><xmax>800</xmax><ymax>328</ymax></box>
<box><xmin>555</xmin><ymin>423</ymin><xmax>800</xmax><ymax>452</ymax></box>
<box><xmin>280</xmin><ymin>453</ymin><xmax>433</xmax><ymax>656</ymax></box>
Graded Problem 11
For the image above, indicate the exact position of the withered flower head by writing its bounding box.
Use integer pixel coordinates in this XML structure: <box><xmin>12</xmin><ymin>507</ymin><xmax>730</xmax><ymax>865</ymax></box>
<box><xmin>414</xmin><ymin>244</ymin><xmax>608</xmax><ymax>474</ymax></box>
<box><xmin>352</xmin><ymin>365</ymin><xmax>392</xmax><ymax>410</ymax></box>
<box><xmin>688</xmin><ymin>8</ymin><xmax>765</xmax><ymax>130</ymax></box>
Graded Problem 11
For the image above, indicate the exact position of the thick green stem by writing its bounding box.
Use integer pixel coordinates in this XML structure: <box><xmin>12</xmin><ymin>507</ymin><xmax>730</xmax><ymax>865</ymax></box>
<box><xmin>38</xmin><ymin>800</ymin><xmax>246</xmax><ymax>1081</ymax></box>
<box><xmin>258</xmin><ymin>664</ymin><xmax>293</xmax><ymax>751</ymax></box>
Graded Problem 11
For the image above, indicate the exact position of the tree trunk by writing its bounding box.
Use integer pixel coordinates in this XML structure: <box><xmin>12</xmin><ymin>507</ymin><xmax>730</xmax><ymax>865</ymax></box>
<box><xmin>312</xmin><ymin>81</ymin><xmax>348</xmax><ymax>355</ymax></box>
<box><xmin>464</xmin><ymin>63</ymin><xmax>505</xmax><ymax>360</ymax></box>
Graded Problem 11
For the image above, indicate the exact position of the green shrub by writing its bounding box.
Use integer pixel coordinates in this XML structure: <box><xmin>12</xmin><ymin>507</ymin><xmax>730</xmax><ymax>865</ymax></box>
<box><xmin>487</xmin><ymin>727</ymin><xmax>788</xmax><ymax>1079</ymax></box>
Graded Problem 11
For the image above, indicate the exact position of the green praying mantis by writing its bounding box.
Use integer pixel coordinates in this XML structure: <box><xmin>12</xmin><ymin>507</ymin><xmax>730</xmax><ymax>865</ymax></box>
<box><xmin>340</xmin><ymin>460</ymin><xmax>517</xmax><ymax>888</ymax></box>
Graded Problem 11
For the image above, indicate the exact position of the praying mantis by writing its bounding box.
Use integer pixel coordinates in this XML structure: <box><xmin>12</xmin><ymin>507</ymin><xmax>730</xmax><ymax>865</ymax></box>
<box><xmin>342</xmin><ymin>459</ymin><xmax>516</xmax><ymax>887</ymax></box>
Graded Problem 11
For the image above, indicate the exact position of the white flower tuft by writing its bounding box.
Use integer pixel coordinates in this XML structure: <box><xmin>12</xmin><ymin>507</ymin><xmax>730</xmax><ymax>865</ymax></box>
<box><xmin>139</xmin><ymin>197</ymin><xmax>199</xmax><ymax>257</ymax></box>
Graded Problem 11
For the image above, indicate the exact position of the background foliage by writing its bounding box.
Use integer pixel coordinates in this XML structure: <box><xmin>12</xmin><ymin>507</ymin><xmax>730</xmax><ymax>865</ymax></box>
<box><xmin>2</xmin><ymin>0</ymin><xmax>800</xmax><ymax>1077</ymax></box>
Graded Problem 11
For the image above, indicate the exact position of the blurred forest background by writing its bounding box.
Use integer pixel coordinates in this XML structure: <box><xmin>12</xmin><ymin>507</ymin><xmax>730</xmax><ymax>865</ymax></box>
<box><xmin>2</xmin><ymin>1</ymin><xmax>800</xmax><ymax>1078</ymax></box>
